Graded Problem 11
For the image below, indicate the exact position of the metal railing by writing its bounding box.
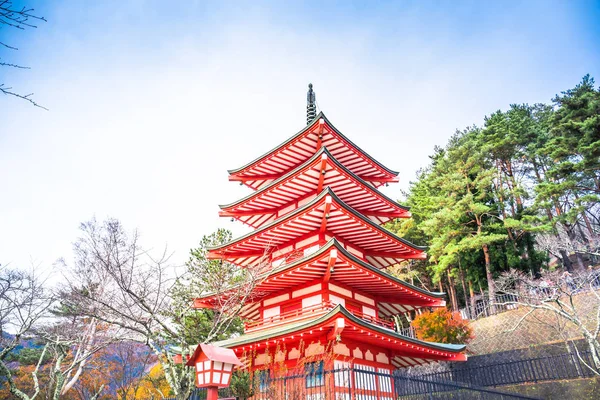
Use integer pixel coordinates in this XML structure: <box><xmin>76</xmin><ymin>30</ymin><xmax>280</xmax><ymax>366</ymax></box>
<box><xmin>398</xmin><ymin>325</ymin><xmax>417</xmax><ymax>338</ymax></box>
<box><xmin>169</xmin><ymin>350</ymin><xmax>597</xmax><ymax>399</ymax></box>
<box><xmin>172</xmin><ymin>367</ymin><xmax>541</xmax><ymax>400</ymax></box>
<box><xmin>460</xmin><ymin>293</ymin><xmax>519</xmax><ymax>320</ymax></box>
<box><xmin>394</xmin><ymin>373</ymin><xmax>541</xmax><ymax>399</ymax></box>
<box><xmin>406</xmin><ymin>350</ymin><xmax>597</xmax><ymax>388</ymax></box>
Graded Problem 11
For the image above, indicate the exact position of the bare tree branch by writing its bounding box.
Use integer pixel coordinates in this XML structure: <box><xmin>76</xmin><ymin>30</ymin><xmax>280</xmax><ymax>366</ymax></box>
<box><xmin>1</xmin><ymin>0</ymin><xmax>47</xmax><ymax>109</ymax></box>
<box><xmin>1</xmin><ymin>84</ymin><xmax>48</xmax><ymax>110</ymax></box>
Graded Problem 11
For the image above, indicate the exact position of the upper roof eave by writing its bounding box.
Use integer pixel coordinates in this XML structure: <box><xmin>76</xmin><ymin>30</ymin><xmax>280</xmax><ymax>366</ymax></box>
<box><xmin>219</xmin><ymin>146</ymin><xmax>410</xmax><ymax>213</ymax></box>
<box><xmin>195</xmin><ymin>238</ymin><xmax>442</xmax><ymax>304</ymax></box>
<box><xmin>227</xmin><ymin>112</ymin><xmax>399</xmax><ymax>177</ymax></box>
<box><xmin>264</xmin><ymin>238</ymin><xmax>442</xmax><ymax>300</ymax></box>
<box><xmin>207</xmin><ymin>187</ymin><xmax>426</xmax><ymax>253</ymax></box>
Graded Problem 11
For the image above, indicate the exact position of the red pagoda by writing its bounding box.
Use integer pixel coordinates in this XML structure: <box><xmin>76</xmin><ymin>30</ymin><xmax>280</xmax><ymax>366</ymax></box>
<box><xmin>195</xmin><ymin>84</ymin><xmax>466</xmax><ymax>398</ymax></box>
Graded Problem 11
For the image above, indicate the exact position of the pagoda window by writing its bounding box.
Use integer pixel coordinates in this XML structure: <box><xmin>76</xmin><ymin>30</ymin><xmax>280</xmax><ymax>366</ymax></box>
<box><xmin>305</xmin><ymin>361</ymin><xmax>324</xmax><ymax>388</ymax></box>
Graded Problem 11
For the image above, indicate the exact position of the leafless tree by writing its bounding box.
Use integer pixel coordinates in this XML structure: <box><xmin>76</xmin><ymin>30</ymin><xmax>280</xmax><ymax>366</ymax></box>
<box><xmin>0</xmin><ymin>263</ymin><xmax>113</xmax><ymax>399</ymax></box>
<box><xmin>0</xmin><ymin>0</ymin><xmax>47</xmax><ymax>109</ymax></box>
<box><xmin>170</xmin><ymin>228</ymin><xmax>271</xmax><ymax>344</ymax></box>
<box><xmin>0</xmin><ymin>264</ymin><xmax>53</xmax><ymax>399</ymax></box>
<box><xmin>58</xmin><ymin>219</ymin><xmax>266</xmax><ymax>400</ymax></box>
<box><xmin>109</xmin><ymin>341</ymin><xmax>157</xmax><ymax>400</ymax></box>
<box><xmin>495</xmin><ymin>269</ymin><xmax>600</xmax><ymax>374</ymax></box>
<box><xmin>536</xmin><ymin>225</ymin><xmax>600</xmax><ymax>264</ymax></box>
<box><xmin>35</xmin><ymin>316</ymin><xmax>114</xmax><ymax>399</ymax></box>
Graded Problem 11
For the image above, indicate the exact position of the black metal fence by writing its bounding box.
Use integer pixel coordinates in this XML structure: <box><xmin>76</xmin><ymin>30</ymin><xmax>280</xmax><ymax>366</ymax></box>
<box><xmin>190</xmin><ymin>388</ymin><xmax>233</xmax><ymax>400</ymax></box>
<box><xmin>174</xmin><ymin>366</ymin><xmax>542</xmax><ymax>400</ymax></box>
<box><xmin>168</xmin><ymin>350</ymin><xmax>597</xmax><ymax>399</ymax></box>
<box><xmin>233</xmin><ymin>367</ymin><xmax>389</xmax><ymax>400</ymax></box>
<box><xmin>394</xmin><ymin>374</ymin><xmax>541</xmax><ymax>399</ymax></box>
<box><xmin>460</xmin><ymin>293</ymin><xmax>520</xmax><ymax>320</ymax></box>
<box><xmin>407</xmin><ymin>350</ymin><xmax>597</xmax><ymax>389</ymax></box>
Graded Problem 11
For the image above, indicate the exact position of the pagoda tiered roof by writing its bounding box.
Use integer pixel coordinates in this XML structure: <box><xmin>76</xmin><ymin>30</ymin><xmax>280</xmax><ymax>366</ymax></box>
<box><xmin>196</xmin><ymin>239</ymin><xmax>442</xmax><ymax>319</ymax></box>
<box><xmin>228</xmin><ymin>113</ymin><xmax>399</xmax><ymax>190</ymax></box>
<box><xmin>207</xmin><ymin>188</ymin><xmax>426</xmax><ymax>269</ymax></box>
<box><xmin>214</xmin><ymin>305</ymin><xmax>467</xmax><ymax>367</ymax></box>
<box><xmin>201</xmin><ymin>94</ymin><xmax>466</xmax><ymax>372</ymax></box>
<box><xmin>220</xmin><ymin>147</ymin><xmax>410</xmax><ymax>228</ymax></box>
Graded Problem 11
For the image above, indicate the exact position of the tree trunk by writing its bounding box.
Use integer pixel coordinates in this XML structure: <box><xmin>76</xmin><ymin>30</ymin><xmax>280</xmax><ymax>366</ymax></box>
<box><xmin>468</xmin><ymin>279</ymin><xmax>476</xmax><ymax>319</ymax></box>
<box><xmin>524</xmin><ymin>232</ymin><xmax>538</xmax><ymax>277</ymax></box>
<box><xmin>482</xmin><ymin>244</ymin><xmax>497</xmax><ymax>314</ymax></box>
<box><xmin>580</xmin><ymin>328</ymin><xmax>600</xmax><ymax>373</ymax></box>
<box><xmin>90</xmin><ymin>386</ymin><xmax>105</xmax><ymax>400</ymax></box>
<box><xmin>458</xmin><ymin>267</ymin><xmax>469</xmax><ymax>313</ymax></box>
<box><xmin>576</xmin><ymin>252</ymin><xmax>586</xmax><ymax>271</ymax></box>
<box><xmin>574</xmin><ymin>193</ymin><xmax>596</xmax><ymax>238</ymax></box>
<box><xmin>560</xmin><ymin>249</ymin><xmax>574</xmax><ymax>272</ymax></box>
<box><xmin>506</xmin><ymin>160</ymin><xmax>524</xmax><ymax>214</ymax></box>
<box><xmin>495</xmin><ymin>160</ymin><xmax>517</xmax><ymax>243</ymax></box>
<box><xmin>565</xmin><ymin>225</ymin><xmax>586</xmax><ymax>270</ymax></box>
<box><xmin>447</xmin><ymin>270</ymin><xmax>459</xmax><ymax>312</ymax></box>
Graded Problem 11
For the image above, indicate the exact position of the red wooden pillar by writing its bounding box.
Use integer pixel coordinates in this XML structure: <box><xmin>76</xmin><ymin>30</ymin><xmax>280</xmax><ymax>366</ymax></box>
<box><xmin>207</xmin><ymin>387</ymin><xmax>218</xmax><ymax>400</ymax></box>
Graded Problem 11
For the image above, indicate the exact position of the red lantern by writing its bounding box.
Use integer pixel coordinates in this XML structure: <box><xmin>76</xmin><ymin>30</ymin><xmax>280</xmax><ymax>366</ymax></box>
<box><xmin>186</xmin><ymin>344</ymin><xmax>243</xmax><ymax>390</ymax></box>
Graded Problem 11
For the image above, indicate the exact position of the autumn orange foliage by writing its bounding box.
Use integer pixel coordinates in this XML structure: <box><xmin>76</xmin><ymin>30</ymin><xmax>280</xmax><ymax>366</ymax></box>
<box><xmin>1</xmin><ymin>343</ymin><xmax>170</xmax><ymax>400</ymax></box>
<box><xmin>411</xmin><ymin>308</ymin><xmax>474</xmax><ymax>345</ymax></box>
<box><xmin>123</xmin><ymin>363</ymin><xmax>171</xmax><ymax>399</ymax></box>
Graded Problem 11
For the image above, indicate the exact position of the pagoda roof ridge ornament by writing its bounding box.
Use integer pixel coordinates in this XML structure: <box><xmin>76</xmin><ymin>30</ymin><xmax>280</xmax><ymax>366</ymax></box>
<box><xmin>227</xmin><ymin>112</ymin><xmax>399</xmax><ymax>188</ymax></box>
<box><xmin>218</xmin><ymin>146</ymin><xmax>410</xmax><ymax>218</ymax></box>
<box><xmin>307</xmin><ymin>83</ymin><xmax>317</xmax><ymax>125</ymax></box>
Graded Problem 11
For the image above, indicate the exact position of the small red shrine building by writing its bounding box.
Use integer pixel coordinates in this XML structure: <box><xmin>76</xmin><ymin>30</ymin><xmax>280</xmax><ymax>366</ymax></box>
<box><xmin>195</xmin><ymin>85</ymin><xmax>466</xmax><ymax>398</ymax></box>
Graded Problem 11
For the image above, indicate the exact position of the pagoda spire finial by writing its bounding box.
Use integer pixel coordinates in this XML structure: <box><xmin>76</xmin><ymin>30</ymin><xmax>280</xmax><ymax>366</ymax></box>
<box><xmin>306</xmin><ymin>83</ymin><xmax>316</xmax><ymax>125</ymax></box>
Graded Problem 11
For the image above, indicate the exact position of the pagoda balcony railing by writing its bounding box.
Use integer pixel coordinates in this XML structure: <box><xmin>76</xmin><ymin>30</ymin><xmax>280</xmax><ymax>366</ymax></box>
<box><xmin>244</xmin><ymin>301</ymin><xmax>395</xmax><ymax>333</ymax></box>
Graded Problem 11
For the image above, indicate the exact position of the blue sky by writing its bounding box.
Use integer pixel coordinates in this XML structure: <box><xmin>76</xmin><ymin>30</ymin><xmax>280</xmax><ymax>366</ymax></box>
<box><xmin>1</xmin><ymin>0</ymin><xmax>599</xmax><ymax>272</ymax></box>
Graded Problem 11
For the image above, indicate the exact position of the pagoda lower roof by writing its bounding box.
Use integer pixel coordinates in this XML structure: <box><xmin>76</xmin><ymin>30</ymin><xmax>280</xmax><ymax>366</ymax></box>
<box><xmin>228</xmin><ymin>112</ymin><xmax>399</xmax><ymax>190</ymax></box>
<box><xmin>213</xmin><ymin>305</ymin><xmax>467</xmax><ymax>367</ymax></box>
<box><xmin>207</xmin><ymin>188</ymin><xmax>426</xmax><ymax>269</ymax></box>
<box><xmin>220</xmin><ymin>147</ymin><xmax>410</xmax><ymax>228</ymax></box>
<box><xmin>196</xmin><ymin>239</ymin><xmax>443</xmax><ymax>317</ymax></box>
